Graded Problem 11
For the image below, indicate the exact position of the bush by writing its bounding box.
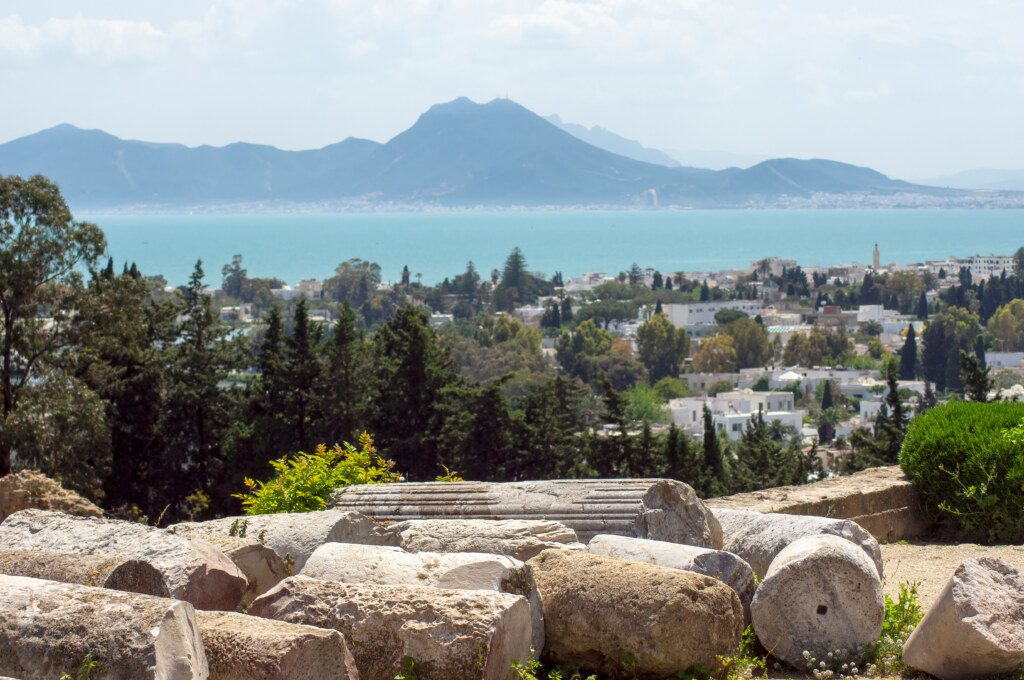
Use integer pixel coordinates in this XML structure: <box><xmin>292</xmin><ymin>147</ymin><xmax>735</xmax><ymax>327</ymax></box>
<box><xmin>900</xmin><ymin>401</ymin><xmax>1024</xmax><ymax>543</ymax></box>
<box><xmin>235</xmin><ymin>432</ymin><xmax>400</xmax><ymax>515</ymax></box>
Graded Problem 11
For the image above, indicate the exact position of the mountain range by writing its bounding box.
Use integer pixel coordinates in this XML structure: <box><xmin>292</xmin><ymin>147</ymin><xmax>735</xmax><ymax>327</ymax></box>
<box><xmin>0</xmin><ymin>96</ymin><xmax>998</xmax><ymax>210</ymax></box>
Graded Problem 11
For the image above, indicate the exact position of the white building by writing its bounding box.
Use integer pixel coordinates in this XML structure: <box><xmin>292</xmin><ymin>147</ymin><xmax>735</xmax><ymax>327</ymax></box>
<box><xmin>748</xmin><ymin>258</ymin><xmax>797</xmax><ymax>278</ymax></box>
<box><xmin>988</xmin><ymin>352</ymin><xmax>1024</xmax><ymax>370</ymax></box>
<box><xmin>925</xmin><ymin>255</ymin><xmax>1015</xmax><ymax>281</ymax></box>
<box><xmin>669</xmin><ymin>390</ymin><xmax>803</xmax><ymax>441</ymax></box>
<box><xmin>563</xmin><ymin>272</ymin><xmax>615</xmax><ymax>294</ymax></box>
<box><xmin>662</xmin><ymin>300</ymin><xmax>763</xmax><ymax>332</ymax></box>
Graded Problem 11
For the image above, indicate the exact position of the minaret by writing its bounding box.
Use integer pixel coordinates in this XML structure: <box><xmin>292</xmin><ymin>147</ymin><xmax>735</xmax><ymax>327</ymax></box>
<box><xmin>872</xmin><ymin>243</ymin><xmax>880</xmax><ymax>271</ymax></box>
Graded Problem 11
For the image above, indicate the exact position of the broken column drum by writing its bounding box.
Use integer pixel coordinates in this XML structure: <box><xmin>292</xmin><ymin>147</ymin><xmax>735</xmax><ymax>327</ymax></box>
<box><xmin>330</xmin><ymin>479</ymin><xmax>723</xmax><ymax>547</ymax></box>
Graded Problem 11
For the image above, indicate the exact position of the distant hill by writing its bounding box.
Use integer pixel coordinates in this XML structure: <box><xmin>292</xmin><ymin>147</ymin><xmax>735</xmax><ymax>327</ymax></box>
<box><xmin>919</xmin><ymin>168</ymin><xmax>1024</xmax><ymax>192</ymax></box>
<box><xmin>544</xmin><ymin>114</ymin><xmax>680</xmax><ymax>168</ymax></box>
<box><xmin>663</xmin><ymin>148</ymin><xmax>771</xmax><ymax>171</ymax></box>
<box><xmin>0</xmin><ymin>97</ymin><xmax>969</xmax><ymax>209</ymax></box>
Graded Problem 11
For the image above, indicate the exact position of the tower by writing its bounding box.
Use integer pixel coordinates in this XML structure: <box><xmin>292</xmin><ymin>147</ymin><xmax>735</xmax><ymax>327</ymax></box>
<box><xmin>872</xmin><ymin>243</ymin><xmax>880</xmax><ymax>271</ymax></box>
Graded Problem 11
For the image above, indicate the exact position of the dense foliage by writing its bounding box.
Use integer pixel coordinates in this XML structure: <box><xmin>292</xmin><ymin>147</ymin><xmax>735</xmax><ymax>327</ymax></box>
<box><xmin>235</xmin><ymin>433</ymin><xmax>399</xmax><ymax>515</ymax></box>
<box><xmin>900</xmin><ymin>401</ymin><xmax>1024</xmax><ymax>543</ymax></box>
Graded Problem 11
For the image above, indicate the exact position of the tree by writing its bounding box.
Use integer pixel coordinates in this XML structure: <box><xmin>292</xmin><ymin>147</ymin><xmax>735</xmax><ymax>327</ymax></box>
<box><xmin>699</xmin><ymin>280</ymin><xmax>711</xmax><ymax>302</ymax></box>
<box><xmin>319</xmin><ymin>302</ymin><xmax>368</xmax><ymax>446</ymax></box>
<box><xmin>693</xmin><ymin>334</ymin><xmax>737</xmax><ymax>373</ymax></box>
<box><xmin>161</xmin><ymin>260</ymin><xmax>240</xmax><ymax>514</ymax></box>
<box><xmin>700</xmin><ymin>404</ymin><xmax>726</xmax><ymax>496</ymax></box>
<box><xmin>899</xmin><ymin>325</ymin><xmax>918</xmax><ymax>380</ymax></box>
<box><xmin>636</xmin><ymin>314</ymin><xmax>689</xmax><ymax>382</ymax></box>
<box><xmin>817</xmin><ymin>381</ymin><xmax>836</xmax><ymax>443</ymax></box>
<box><xmin>922</xmin><ymin>307</ymin><xmax>980</xmax><ymax>391</ymax></box>
<box><xmin>221</xmin><ymin>254</ymin><xmax>247</xmax><ymax>299</ymax></box>
<box><xmin>960</xmin><ymin>350</ymin><xmax>991</xmax><ymax>402</ymax></box>
<box><xmin>988</xmin><ymin>300</ymin><xmax>1024</xmax><ymax>351</ymax></box>
<box><xmin>283</xmin><ymin>298</ymin><xmax>323</xmax><ymax>451</ymax></box>
<box><xmin>0</xmin><ymin>175</ymin><xmax>106</xmax><ymax>476</ymax></box>
<box><xmin>916</xmin><ymin>291</ymin><xmax>929</xmax><ymax>320</ymax></box>
<box><xmin>370</xmin><ymin>306</ymin><xmax>459</xmax><ymax>480</ymax></box>
<box><xmin>724</xmin><ymin>317</ymin><xmax>770</xmax><ymax>368</ymax></box>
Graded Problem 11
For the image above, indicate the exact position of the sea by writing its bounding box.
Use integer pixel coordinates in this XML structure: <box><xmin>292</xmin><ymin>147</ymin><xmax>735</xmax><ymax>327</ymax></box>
<box><xmin>82</xmin><ymin>209</ymin><xmax>1024</xmax><ymax>287</ymax></box>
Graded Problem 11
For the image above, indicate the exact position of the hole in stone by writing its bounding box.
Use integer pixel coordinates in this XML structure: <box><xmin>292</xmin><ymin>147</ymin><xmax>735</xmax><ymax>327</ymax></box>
<box><xmin>817</xmin><ymin>605</ymin><xmax>828</xmax><ymax>615</ymax></box>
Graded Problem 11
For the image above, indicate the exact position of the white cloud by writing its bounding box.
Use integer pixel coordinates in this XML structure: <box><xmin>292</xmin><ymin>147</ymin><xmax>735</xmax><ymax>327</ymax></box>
<box><xmin>0</xmin><ymin>14</ymin><xmax>166</xmax><ymax>60</ymax></box>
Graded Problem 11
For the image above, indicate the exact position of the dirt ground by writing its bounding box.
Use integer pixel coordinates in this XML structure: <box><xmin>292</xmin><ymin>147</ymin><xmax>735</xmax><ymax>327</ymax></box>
<box><xmin>760</xmin><ymin>540</ymin><xmax>1024</xmax><ymax>679</ymax></box>
<box><xmin>881</xmin><ymin>540</ymin><xmax>1024</xmax><ymax>609</ymax></box>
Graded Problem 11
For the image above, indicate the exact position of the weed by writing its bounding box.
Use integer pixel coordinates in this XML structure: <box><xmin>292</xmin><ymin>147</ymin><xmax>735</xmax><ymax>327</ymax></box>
<box><xmin>59</xmin><ymin>654</ymin><xmax>99</xmax><ymax>680</ymax></box>
<box><xmin>395</xmin><ymin>655</ymin><xmax>418</xmax><ymax>680</ymax></box>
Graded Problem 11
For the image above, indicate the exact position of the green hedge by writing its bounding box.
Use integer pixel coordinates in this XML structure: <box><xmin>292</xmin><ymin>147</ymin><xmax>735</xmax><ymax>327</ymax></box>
<box><xmin>900</xmin><ymin>401</ymin><xmax>1024</xmax><ymax>543</ymax></box>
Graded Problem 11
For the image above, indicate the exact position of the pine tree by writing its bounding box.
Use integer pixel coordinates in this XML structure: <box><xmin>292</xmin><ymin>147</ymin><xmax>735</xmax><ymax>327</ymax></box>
<box><xmin>652</xmin><ymin>271</ymin><xmax>663</xmax><ymax>289</ymax></box>
<box><xmin>921</xmin><ymin>380</ymin><xmax>937</xmax><ymax>411</ymax></box>
<box><xmin>817</xmin><ymin>381</ymin><xmax>835</xmax><ymax>443</ymax></box>
<box><xmin>319</xmin><ymin>302</ymin><xmax>367</xmax><ymax>446</ymax></box>
<box><xmin>879</xmin><ymin>362</ymin><xmax>908</xmax><ymax>463</ymax></box>
<box><xmin>701</xmin><ymin>404</ymin><xmax>726</xmax><ymax>496</ymax></box>
<box><xmin>560</xmin><ymin>297</ymin><xmax>573</xmax><ymax>323</ymax></box>
<box><xmin>283</xmin><ymin>298</ymin><xmax>323</xmax><ymax>451</ymax></box>
<box><xmin>959</xmin><ymin>350</ymin><xmax>991</xmax><ymax>402</ymax></box>
<box><xmin>899</xmin><ymin>325</ymin><xmax>918</xmax><ymax>380</ymax></box>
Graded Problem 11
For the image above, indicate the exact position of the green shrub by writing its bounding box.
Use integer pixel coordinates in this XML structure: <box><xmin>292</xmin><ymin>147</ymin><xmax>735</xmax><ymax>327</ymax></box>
<box><xmin>235</xmin><ymin>432</ymin><xmax>400</xmax><ymax>515</ymax></box>
<box><xmin>900</xmin><ymin>401</ymin><xmax>1024</xmax><ymax>543</ymax></box>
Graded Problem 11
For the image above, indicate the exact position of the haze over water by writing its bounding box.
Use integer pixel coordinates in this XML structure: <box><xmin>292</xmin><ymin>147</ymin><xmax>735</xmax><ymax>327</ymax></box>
<box><xmin>87</xmin><ymin>209</ymin><xmax>1024</xmax><ymax>287</ymax></box>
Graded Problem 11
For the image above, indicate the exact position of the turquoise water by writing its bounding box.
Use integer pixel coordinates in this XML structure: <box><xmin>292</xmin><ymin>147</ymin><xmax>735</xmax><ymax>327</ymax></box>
<box><xmin>84</xmin><ymin>210</ymin><xmax>1024</xmax><ymax>286</ymax></box>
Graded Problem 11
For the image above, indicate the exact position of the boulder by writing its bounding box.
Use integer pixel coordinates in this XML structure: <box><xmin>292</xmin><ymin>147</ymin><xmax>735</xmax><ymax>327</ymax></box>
<box><xmin>750</xmin><ymin>534</ymin><xmax>884</xmax><ymax>669</ymax></box>
<box><xmin>250</xmin><ymin>575</ymin><xmax>533</xmax><ymax>680</ymax></box>
<box><xmin>386</xmin><ymin>518</ymin><xmax>584</xmax><ymax>560</ymax></box>
<box><xmin>331</xmin><ymin>479</ymin><xmax>722</xmax><ymax>547</ymax></box>
<box><xmin>170</xmin><ymin>509</ymin><xmax>395</xmax><ymax>572</ymax></box>
<box><xmin>527</xmin><ymin>549</ymin><xmax>743</xmax><ymax>678</ymax></box>
<box><xmin>302</xmin><ymin>542</ymin><xmax>545</xmax><ymax>653</ymax></box>
<box><xmin>0</xmin><ymin>574</ymin><xmax>208</xmax><ymax>679</ymax></box>
<box><xmin>713</xmin><ymin>508</ymin><xmax>883</xmax><ymax>579</ymax></box>
<box><xmin>170</xmin><ymin>526</ymin><xmax>287</xmax><ymax>605</ymax></box>
<box><xmin>902</xmin><ymin>557</ymin><xmax>1024</xmax><ymax>680</ymax></box>
<box><xmin>0</xmin><ymin>509</ymin><xmax>246</xmax><ymax>610</ymax></box>
<box><xmin>196</xmin><ymin>610</ymin><xmax>358</xmax><ymax>680</ymax></box>
<box><xmin>0</xmin><ymin>470</ymin><xmax>103</xmax><ymax>522</ymax></box>
<box><xmin>0</xmin><ymin>549</ymin><xmax>168</xmax><ymax>596</ymax></box>
<box><xmin>586</xmin><ymin>534</ymin><xmax>755</xmax><ymax>624</ymax></box>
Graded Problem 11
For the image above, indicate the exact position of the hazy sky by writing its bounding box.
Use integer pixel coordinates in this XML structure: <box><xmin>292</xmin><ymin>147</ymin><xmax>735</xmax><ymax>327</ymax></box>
<box><xmin>1</xmin><ymin>1</ymin><xmax>1021</xmax><ymax>179</ymax></box>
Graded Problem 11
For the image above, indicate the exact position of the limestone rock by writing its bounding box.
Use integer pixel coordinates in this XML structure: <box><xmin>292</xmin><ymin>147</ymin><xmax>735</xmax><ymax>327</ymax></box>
<box><xmin>250</xmin><ymin>575</ymin><xmax>533</xmax><ymax>680</ymax></box>
<box><xmin>0</xmin><ymin>470</ymin><xmax>102</xmax><ymax>522</ymax></box>
<box><xmin>387</xmin><ymin>518</ymin><xmax>584</xmax><ymax>560</ymax></box>
<box><xmin>0</xmin><ymin>509</ymin><xmax>246</xmax><ymax>610</ymax></box>
<box><xmin>170</xmin><ymin>509</ymin><xmax>395</xmax><ymax>572</ymax></box>
<box><xmin>302</xmin><ymin>542</ymin><xmax>545</xmax><ymax>653</ymax></box>
<box><xmin>902</xmin><ymin>557</ymin><xmax>1024</xmax><ymax>680</ymax></box>
<box><xmin>527</xmin><ymin>548</ymin><xmax>743</xmax><ymax>678</ymax></box>
<box><xmin>0</xmin><ymin>549</ymin><xmax>168</xmax><ymax>596</ymax></box>
<box><xmin>331</xmin><ymin>478</ymin><xmax>723</xmax><ymax>547</ymax></box>
<box><xmin>0</xmin><ymin>574</ymin><xmax>208</xmax><ymax>679</ymax></box>
<box><xmin>750</xmin><ymin>534</ymin><xmax>885</xmax><ymax>668</ymax></box>
<box><xmin>170</xmin><ymin>526</ymin><xmax>287</xmax><ymax>605</ymax></box>
<box><xmin>713</xmin><ymin>508</ymin><xmax>883</xmax><ymax>579</ymax></box>
<box><xmin>586</xmin><ymin>534</ymin><xmax>756</xmax><ymax>624</ymax></box>
<box><xmin>196</xmin><ymin>610</ymin><xmax>358</xmax><ymax>680</ymax></box>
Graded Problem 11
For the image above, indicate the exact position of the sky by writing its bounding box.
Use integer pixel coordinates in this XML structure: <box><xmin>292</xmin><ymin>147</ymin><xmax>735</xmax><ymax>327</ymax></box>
<box><xmin>0</xmin><ymin>1</ymin><xmax>1021</xmax><ymax>179</ymax></box>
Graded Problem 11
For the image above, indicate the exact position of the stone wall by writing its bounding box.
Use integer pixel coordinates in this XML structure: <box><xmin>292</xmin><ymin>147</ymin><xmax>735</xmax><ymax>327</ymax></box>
<box><xmin>706</xmin><ymin>466</ymin><xmax>930</xmax><ymax>542</ymax></box>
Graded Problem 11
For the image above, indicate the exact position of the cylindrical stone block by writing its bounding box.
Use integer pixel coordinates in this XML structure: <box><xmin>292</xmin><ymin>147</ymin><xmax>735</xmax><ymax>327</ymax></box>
<box><xmin>902</xmin><ymin>557</ymin><xmax>1024</xmax><ymax>680</ymax></box>
<box><xmin>196</xmin><ymin>610</ymin><xmax>359</xmax><ymax>680</ymax></box>
<box><xmin>387</xmin><ymin>518</ymin><xmax>584</xmax><ymax>560</ymax></box>
<box><xmin>527</xmin><ymin>548</ymin><xmax>743</xmax><ymax>678</ymax></box>
<box><xmin>750</xmin><ymin>534</ymin><xmax>884</xmax><ymax>668</ymax></box>
<box><xmin>170</xmin><ymin>527</ymin><xmax>287</xmax><ymax>605</ymax></box>
<box><xmin>170</xmin><ymin>509</ymin><xmax>396</xmax><ymax>572</ymax></box>
<box><xmin>0</xmin><ymin>509</ymin><xmax>246</xmax><ymax>611</ymax></box>
<box><xmin>713</xmin><ymin>507</ymin><xmax>883</xmax><ymax>578</ymax></box>
<box><xmin>330</xmin><ymin>479</ymin><xmax>723</xmax><ymax>547</ymax></box>
<box><xmin>0</xmin><ymin>549</ymin><xmax>169</xmax><ymax>596</ymax></box>
<box><xmin>302</xmin><ymin>542</ymin><xmax>545</xmax><ymax>653</ymax></box>
<box><xmin>0</xmin><ymin>574</ymin><xmax>208</xmax><ymax>680</ymax></box>
<box><xmin>250</xmin><ymin>575</ymin><xmax>533</xmax><ymax>680</ymax></box>
<box><xmin>587</xmin><ymin>534</ymin><xmax>756</xmax><ymax>624</ymax></box>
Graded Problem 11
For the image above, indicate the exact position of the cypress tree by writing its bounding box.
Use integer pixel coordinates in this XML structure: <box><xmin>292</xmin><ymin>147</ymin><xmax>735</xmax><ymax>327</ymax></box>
<box><xmin>284</xmin><ymin>298</ymin><xmax>323</xmax><ymax>450</ymax></box>
<box><xmin>701</xmin><ymin>404</ymin><xmax>725</xmax><ymax>495</ymax></box>
<box><xmin>916</xmin><ymin>291</ymin><xmax>929</xmax><ymax>320</ymax></box>
<box><xmin>899</xmin><ymin>325</ymin><xmax>918</xmax><ymax>380</ymax></box>
<box><xmin>700</xmin><ymin>280</ymin><xmax>710</xmax><ymax>302</ymax></box>
<box><xmin>960</xmin><ymin>350</ymin><xmax>991</xmax><ymax>402</ymax></box>
<box><xmin>655</xmin><ymin>299</ymin><xmax>664</xmax><ymax>315</ymax></box>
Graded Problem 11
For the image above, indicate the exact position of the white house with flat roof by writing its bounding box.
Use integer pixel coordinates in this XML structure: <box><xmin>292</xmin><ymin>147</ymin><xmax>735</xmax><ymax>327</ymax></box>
<box><xmin>668</xmin><ymin>390</ymin><xmax>804</xmax><ymax>441</ymax></box>
<box><xmin>662</xmin><ymin>300</ymin><xmax>763</xmax><ymax>332</ymax></box>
